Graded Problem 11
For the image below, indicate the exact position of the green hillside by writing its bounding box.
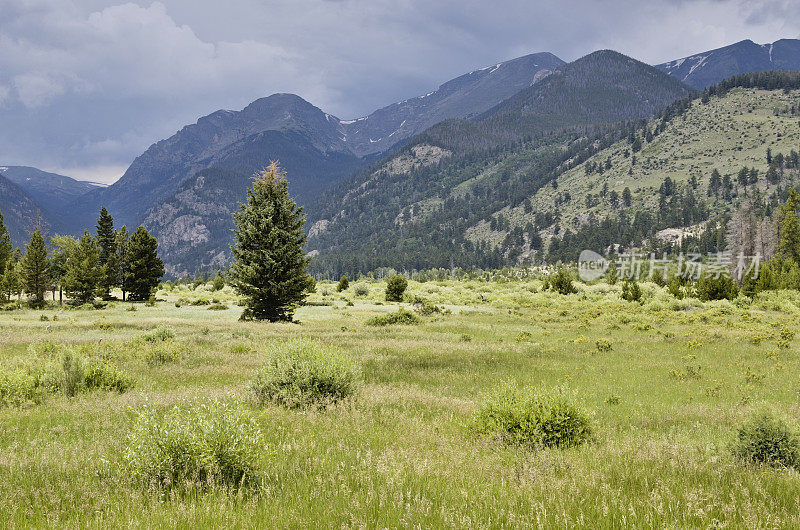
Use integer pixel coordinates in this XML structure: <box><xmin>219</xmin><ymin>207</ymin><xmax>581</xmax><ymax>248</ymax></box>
<box><xmin>307</xmin><ymin>51</ymin><xmax>691</xmax><ymax>276</ymax></box>
<box><xmin>522</xmin><ymin>88</ymin><xmax>800</xmax><ymax>232</ymax></box>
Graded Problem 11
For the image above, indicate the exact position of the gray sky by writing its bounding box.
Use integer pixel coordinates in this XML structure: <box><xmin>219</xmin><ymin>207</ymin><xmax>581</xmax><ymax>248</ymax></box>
<box><xmin>1</xmin><ymin>0</ymin><xmax>799</xmax><ymax>183</ymax></box>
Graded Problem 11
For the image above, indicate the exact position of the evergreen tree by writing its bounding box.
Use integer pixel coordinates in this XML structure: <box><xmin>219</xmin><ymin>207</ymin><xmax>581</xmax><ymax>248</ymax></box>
<box><xmin>230</xmin><ymin>162</ymin><xmax>311</xmax><ymax>321</ymax></box>
<box><xmin>116</xmin><ymin>226</ymin><xmax>130</xmax><ymax>300</ymax></box>
<box><xmin>63</xmin><ymin>231</ymin><xmax>100</xmax><ymax>304</ymax></box>
<box><xmin>337</xmin><ymin>275</ymin><xmax>349</xmax><ymax>292</ymax></box>
<box><xmin>0</xmin><ymin>208</ymin><xmax>11</xmax><ymax>274</ymax></box>
<box><xmin>20</xmin><ymin>228</ymin><xmax>50</xmax><ymax>307</ymax></box>
<box><xmin>0</xmin><ymin>260</ymin><xmax>20</xmax><ymax>302</ymax></box>
<box><xmin>122</xmin><ymin>227</ymin><xmax>164</xmax><ymax>301</ymax></box>
<box><xmin>777</xmin><ymin>188</ymin><xmax>800</xmax><ymax>263</ymax></box>
<box><xmin>622</xmin><ymin>187</ymin><xmax>632</xmax><ymax>207</ymax></box>
<box><xmin>50</xmin><ymin>235</ymin><xmax>78</xmax><ymax>305</ymax></box>
<box><xmin>95</xmin><ymin>207</ymin><xmax>118</xmax><ymax>299</ymax></box>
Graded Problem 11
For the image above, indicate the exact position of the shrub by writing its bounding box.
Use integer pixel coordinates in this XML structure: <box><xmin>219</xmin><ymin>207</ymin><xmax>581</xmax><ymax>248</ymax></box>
<box><xmin>142</xmin><ymin>325</ymin><xmax>175</xmax><ymax>342</ymax></box>
<box><xmin>336</xmin><ymin>275</ymin><xmax>349</xmax><ymax>292</ymax></box>
<box><xmin>207</xmin><ymin>303</ymin><xmax>228</xmax><ymax>311</ymax></box>
<box><xmin>595</xmin><ymin>339</ymin><xmax>612</xmax><ymax>352</ymax></box>
<box><xmin>42</xmin><ymin>351</ymin><xmax>133</xmax><ymax>396</ymax></box>
<box><xmin>696</xmin><ymin>273</ymin><xmax>738</xmax><ymax>301</ymax></box>
<box><xmin>144</xmin><ymin>342</ymin><xmax>183</xmax><ymax>365</ymax></box>
<box><xmin>122</xmin><ymin>400</ymin><xmax>265</xmax><ymax>491</ymax></box>
<box><xmin>412</xmin><ymin>298</ymin><xmax>443</xmax><ymax>316</ymax></box>
<box><xmin>475</xmin><ymin>383</ymin><xmax>592</xmax><ymax>449</ymax></box>
<box><xmin>549</xmin><ymin>269</ymin><xmax>577</xmax><ymax>295</ymax></box>
<box><xmin>84</xmin><ymin>360</ymin><xmax>133</xmax><ymax>393</ymax></box>
<box><xmin>732</xmin><ymin>412</ymin><xmax>800</xmax><ymax>468</ymax></box>
<box><xmin>250</xmin><ymin>340</ymin><xmax>361</xmax><ymax>408</ymax></box>
<box><xmin>365</xmin><ymin>309</ymin><xmax>421</xmax><ymax>326</ymax></box>
<box><xmin>353</xmin><ymin>284</ymin><xmax>370</xmax><ymax>297</ymax></box>
<box><xmin>211</xmin><ymin>274</ymin><xmax>225</xmax><ymax>291</ymax></box>
<box><xmin>385</xmin><ymin>274</ymin><xmax>408</xmax><ymax>302</ymax></box>
<box><xmin>190</xmin><ymin>298</ymin><xmax>210</xmax><ymax>306</ymax></box>
<box><xmin>621</xmin><ymin>280</ymin><xmax>642</xmax><ymax>302</ymax></box>
<box><xmin>0</xmin><ymin>369</ymin><xmax>39</xmax><ymax>407</ymax></box>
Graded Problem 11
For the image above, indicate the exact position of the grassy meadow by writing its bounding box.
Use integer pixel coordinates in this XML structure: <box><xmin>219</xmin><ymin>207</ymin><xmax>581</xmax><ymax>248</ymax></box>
<box><xmin>2</xmin><ymin>277</ymin><xmax>800</xmax><ymax>527</ymax></box>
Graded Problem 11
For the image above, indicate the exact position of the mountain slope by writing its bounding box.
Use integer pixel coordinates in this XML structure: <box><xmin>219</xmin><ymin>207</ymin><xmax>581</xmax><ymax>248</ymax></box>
<box><xmin>514</xmin><ymin>81</ymin><xmax>800</xmax><ymax>261</ymax></box>
<box><xmin>341</xmin><ymin>52</ymin><xmax>564</xmax><ymax>156</ymax></box>
<box><xmin>60</xmin><ymin>51</ymin><xmax>563</xmax><ymax>256</ymax></box>
<box><xmin>657</xmin><ymin>39</ymin><xmax>800</xmax><ymax>89</ymax></box>
<box><xmin>0</xmin><ymin>166</ymin><xmax>99</xmax><ymax>213</ymax></box>
<box><xmin>66</xmin><ymin>93</ymin><xmax>355</xmax><ymax>232</ymax></box>
<box><xmin>0</xmin><ymin>172</ymin><xmax>53</xmax><ymax>247</ymax></box>
<box><xmin>306</xmin><ymin>50</ymin><xmax>693</xmax><ymax>275</ymax></box>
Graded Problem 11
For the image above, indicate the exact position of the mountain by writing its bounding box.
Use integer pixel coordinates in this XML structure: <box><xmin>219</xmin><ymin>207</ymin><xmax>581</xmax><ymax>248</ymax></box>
<box><xmin>341</xmin><ymin>52</ymin><xmax>565</xmax><ymax>156</ymax></box>
<box><xmin>65</xmin><ymin>93</ymin><xmax>360</xmax><ymax>233</ymax></box>
<box><xmin>0</xmin><ymin>166</ymin><xmax>99</xmax><ymax>213</ymax></box>
<box><xmin>306</xmin><ymin>50</ymin><xmax>694</xmax><ymax>275</ymax></box>
<box><xmin>69</xmin><ymin>51</ymin><xmax>561</xmax><ymax>274</ymax></box>
<box><xmin>0</xmin><ymin>172</ymin><xmax>53</xmax><ymax>247</ymax></box>
<box><xmin>656</xmin><ymin>38</ymin><xmax>800</xmax><ymax>89</ymax></box>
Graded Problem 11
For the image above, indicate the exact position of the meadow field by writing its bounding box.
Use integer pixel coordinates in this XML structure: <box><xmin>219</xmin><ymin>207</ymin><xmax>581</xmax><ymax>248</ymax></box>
<box><xmin>2</xmin><ymin>277</ymin><xmax>800</xmax><ymax>528</ymax></box>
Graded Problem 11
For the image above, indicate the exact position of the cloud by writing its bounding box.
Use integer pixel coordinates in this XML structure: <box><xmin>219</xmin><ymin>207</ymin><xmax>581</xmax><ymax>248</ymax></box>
<box><xmin>1</xmin><ymin>0</ymin><xmax>800</xmax><ymax>181</ymax></box>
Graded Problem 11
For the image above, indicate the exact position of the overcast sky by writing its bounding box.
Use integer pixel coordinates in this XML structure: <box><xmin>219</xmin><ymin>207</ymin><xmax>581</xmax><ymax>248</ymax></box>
<box><xmin>1</xmin><ymin>0</ymin><xmax>799</xmax><ymax>183</ymax></box>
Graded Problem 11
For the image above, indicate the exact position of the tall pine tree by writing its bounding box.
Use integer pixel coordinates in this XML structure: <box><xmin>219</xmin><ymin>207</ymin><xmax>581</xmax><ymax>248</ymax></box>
<box><xmin>116</xmin><ymin>226</ymin><xmax>130</xmax><ymax>300</ymax></box>
<box><xmin>95</xmin><ymin>207</ymin><xmax>118</xmax><ymax>299</ymax></box>
<box><xmin>63</xmin><ymin>231</ymin><xmax>100</xmax><ymax>304</ymax></box>
<box><xmin>230</xmin><ymin>162</ymin><xmax>311</xmax><ymax>321</ymax></box>
<box><xmin>20</xmin><ymin>228</ymin><xmax>50</xmax><ymax>307</ymax></box>
<box><xmin>777</xmin><ymin>188</ymin><xmax>800</xmax><ymax>263</ymax></box>
<box><xmin>122</xmin><ymin>226</ymin><xmax>164</xmax><ymax>301</ymax></box>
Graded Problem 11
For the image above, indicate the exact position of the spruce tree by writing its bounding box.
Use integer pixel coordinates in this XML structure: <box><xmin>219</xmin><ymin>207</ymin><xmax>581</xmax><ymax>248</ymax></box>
<box><xmin>122</xmin><ymin>226</ymin><xmax>164</xmax><ymax>301</ymax></box>
<box><xmin>63</xmin><ymin>231</ymin><xmax>100</xmax><ymax>304</ymax></box>
<box><xmin>50</xmin><ymin>235</ymin><xmax>78</xmax><ymax>305</ymax></box>
<box><xmin>777</xmin><ymin>188</ymin><xmax>800</xmax><ymax>263</ymax></box>
<box><xmin>0</xmin><ymin>208</ymin><xmax>11</xmax><ymax>274</ymax></box>
<box><xmin>116</xmin><ymin>226</ymin><xmax>130</xmax><ymax>300</ymax></box>
<box><xmin>95</xmin><ymin>207</ymin><xmax>118</xmax><ymax>299</ymax></box>
<box><xmin>0</xmin><ymin>261</ymin><xmax>20</xmax><ymax>302</ymax></box>
<box><xmin>20</xmin><ymin>228</ymin><xmax>50</xmax><ymax>307</ymax></box>
<box><xmin>230</xmin><ymin>162</ymin><xmax>311</xmax><ymax>321</ymax></box>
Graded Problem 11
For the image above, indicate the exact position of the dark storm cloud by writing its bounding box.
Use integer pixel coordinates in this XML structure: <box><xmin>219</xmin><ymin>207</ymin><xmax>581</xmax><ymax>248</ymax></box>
<box><xmin>0</xmin><ymin>0</ymin><xmax>798</xmax><ymax>182</ymax></box>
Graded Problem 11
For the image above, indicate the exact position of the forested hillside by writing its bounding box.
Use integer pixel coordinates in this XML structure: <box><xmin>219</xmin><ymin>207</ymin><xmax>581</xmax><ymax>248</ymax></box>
<box><xmin>306</xmin><ymin>51</ymin><xmax>693</xmax><ymax>275</ymax></box>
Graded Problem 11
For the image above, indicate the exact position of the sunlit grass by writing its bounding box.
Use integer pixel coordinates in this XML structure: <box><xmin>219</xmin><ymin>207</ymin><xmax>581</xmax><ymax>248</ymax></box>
<box><xmin>1</xmin><ymin>278</ymin><xmax>800</xmax><ymax>526</ymax></box>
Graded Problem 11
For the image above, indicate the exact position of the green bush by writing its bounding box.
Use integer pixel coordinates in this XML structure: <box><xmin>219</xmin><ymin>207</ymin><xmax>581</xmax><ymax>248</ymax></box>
<box><xmin>250</xmin><ymin>340</ymin><xmax>361</xmax><ymax>408</ymax></box>
<box><xmin>42</xmin><ymin>351</ymin><xmax>133</xmax><ymax>396</ymax></box>
<box><xmin>696</xmin><ymin>273</ymin><xmax>738</xmax><ymax>301</ymax></box>
<box><xmin>336</xmin><ymin>275</ymin><xmax>349</xmax><ymax>292</ymax></box>
<box><xmin>0</xmin><ymin>369</ymin><xmax>40</xmax><ymax>407</ymax></box>
<box><xmin>190</xmin><ymin>298</ymin><xmax>210</xmax><ymax>306</ymax></box>
<box><xmin>84</xmin><ymin>360</ymin><xmax>134</xmax><ymax>393</ymax></box>
<box><xmin>385</xmin><ymin>274</ymin><xmax>408</xmax><ymax>302</ymax></box>
<box><xmin>549</xmin><ymin>269</ymin><xmax>577</xmax><ymax>295</ymax></box>
<box><xmin>732</xmin><ymin>412</ymin><xmax>800</xmax><ymax>468</ymax></box>
<box><xmin>144</xmin><ymin>342</ymin><xmax>183</xmax><ymax>365</ymax></box>
<box><xmin>353</xmin><ymin>284</ymin><xmax>370</xmax><ymax>297</ymax></box>
<box><xmin>475</xmin><ymin>383</ymin><xmax>593</xmax><ymax>449</ymax></box>
<box><xmin>207</xmin><ymin>303</ymin><xmax>228</xmax><ymax>311</ymax></box>
<box><xmin>142</xmin><ymin>325</ymin><xmax>175</xmax><ymax>342</ymax></box>
<box><xmin>122</xmin><ymin>400</ymin><xmax>265</xmax><ymax>491</ymax></box>
<box><xmin>365</xmin><ymin>309</ymin><xmax>421</xmax><ymax>326</ymax></box>
<box><xmin>621</xmin><ymin>280</ymin><xmax>642</xmax><ymax>302</ymax></box>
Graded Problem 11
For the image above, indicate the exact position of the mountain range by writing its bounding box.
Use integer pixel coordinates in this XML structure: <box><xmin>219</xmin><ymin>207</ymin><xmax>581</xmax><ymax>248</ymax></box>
<box><xmin>656</xmin><ymin>39</ymin><xmax>800</xmax><ymax>89</ymax></box>
<box><xmin>5</xmin><ymin>38</ymin><xmax>800</xmax><ymax>276</ymax></box>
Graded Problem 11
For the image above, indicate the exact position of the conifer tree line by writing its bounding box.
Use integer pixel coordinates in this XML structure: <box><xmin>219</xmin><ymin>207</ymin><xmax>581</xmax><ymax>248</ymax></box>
<box><xmin>0</xmin><ymin>207</ymin><xmax>164</xmax><ymax>306</ymax></box>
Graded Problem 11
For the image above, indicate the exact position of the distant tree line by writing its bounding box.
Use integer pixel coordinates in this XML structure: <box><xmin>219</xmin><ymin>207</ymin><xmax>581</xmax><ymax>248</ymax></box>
<box><xmin>0</xmin><ymin>208</ymin><xmax>164</xmax><ymax>307</ymax></box>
